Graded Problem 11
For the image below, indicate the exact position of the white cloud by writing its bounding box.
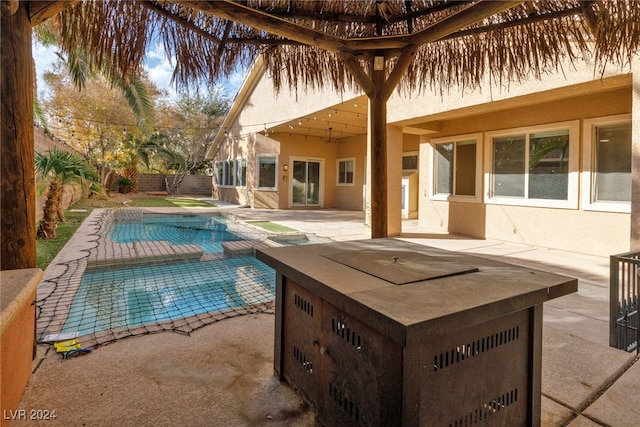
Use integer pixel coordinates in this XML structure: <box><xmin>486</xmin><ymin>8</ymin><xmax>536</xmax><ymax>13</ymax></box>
<box><xmin>144</xmin><ymin>43</ymin><xmax>178</xmax><ymax>99</ymax></box>
<box><xmin>144</xmin><ymin>41</ymin><xmax>248</xmax><ymax>101</ymax></box>
<box><xmin>32</xmin><ymin>38</ymin><xmax>247</xmax><ymax>103</ymax></box>
<box><xmin>32</xmin><ymin>40</ymin><xmax>60</xmax><ymax>99</ymax></box>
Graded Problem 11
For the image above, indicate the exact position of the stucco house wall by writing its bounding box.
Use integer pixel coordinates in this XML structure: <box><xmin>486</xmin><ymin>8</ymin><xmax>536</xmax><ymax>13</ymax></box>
<box><xmin>212</xmin><ymin>58</ymin><xmax>367</xmax><ymax>210</ymax></box>
<box><xmin>334</xmin><ymin>134</ymin><xmax>367</xmax><ymax>211</ymax></box>
<box><xmin>211</xmin><ymin>53</ymin><xmax>637</xmax><ymax>256</ymax></box>
<box><xmin>409</xmin><ymin>69</ymin><xmax>633</xmax><ymax>256</ymax></box>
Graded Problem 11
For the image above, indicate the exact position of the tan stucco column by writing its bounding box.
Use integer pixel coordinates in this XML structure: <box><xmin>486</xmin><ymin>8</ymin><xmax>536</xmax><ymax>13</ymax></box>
<box><xmin>417</xmin><ymin>135</ymin><xmax>431</xmax><ymax>230</ymax></box>
<box><xmin>631</xmin><ymin>56</ymin><xmax>640</xmax><ymax>250</ymax></box>
<box><xmin>386</xmin><ymin>125</ymin><xmax>403</xmax><ymax>236</ymax></box>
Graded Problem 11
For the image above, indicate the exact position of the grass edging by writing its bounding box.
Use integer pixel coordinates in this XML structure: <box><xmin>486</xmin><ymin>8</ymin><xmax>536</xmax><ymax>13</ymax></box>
<box><xmin>245</xmin><ymin>221</ymin><xmax>297</xmax><ymax>233</ymax></box>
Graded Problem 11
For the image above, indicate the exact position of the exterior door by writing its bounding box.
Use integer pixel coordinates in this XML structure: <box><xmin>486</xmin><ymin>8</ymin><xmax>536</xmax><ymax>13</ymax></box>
<box><xmin>292</xmin><ymin>159</ymin><xmax>321</xmax><ymax>206</ymax></box>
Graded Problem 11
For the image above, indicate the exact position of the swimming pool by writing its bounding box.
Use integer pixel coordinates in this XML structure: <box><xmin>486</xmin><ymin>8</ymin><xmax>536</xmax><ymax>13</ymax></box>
<box><xmin>108</xmin><ymin>214</ymin><xmax>243</xmax><ymax>254</ymax></box>
<box><xmin>58</xmin><ymin>211</ymin><xmax>276</xmax><ymax>338</ymax></box>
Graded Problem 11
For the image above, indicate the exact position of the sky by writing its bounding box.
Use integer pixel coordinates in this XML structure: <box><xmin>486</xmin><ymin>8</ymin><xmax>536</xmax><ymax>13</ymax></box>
<box><xmin>32</xmin><ymin>39</ymin><xmax>247</xmax><ymax>102</ymax></box>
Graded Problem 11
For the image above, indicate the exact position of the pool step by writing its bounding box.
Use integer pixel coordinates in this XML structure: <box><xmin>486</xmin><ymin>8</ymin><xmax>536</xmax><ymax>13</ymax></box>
<box><xmin>221</xmin><ymin>239</ymin><xmax>281</xmax><ymax>257</ymax></box>
<box><xmin>87</xmin><ymin>240</ymin><xmax>204</xmax><ymax>271</ymax></box>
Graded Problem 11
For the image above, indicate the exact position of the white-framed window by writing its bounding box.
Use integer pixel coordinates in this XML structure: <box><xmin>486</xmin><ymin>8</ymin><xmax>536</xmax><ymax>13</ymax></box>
<box><xmin>235</xmin><ymin>158</ymin><xmax>247</xmax><ymax>187</ymax></box>
<box><xmin>216</xmin><ymin>160</ymin><xmax>233</xmax><ymax>187</ymax></box>
<box><xmin>582</xmin><ymin>114</ymin><xmax>631</xmax><ymax>213</ymax></box>
<box><xmin>430</xmin><ymin>133</ymin><xmax>482</xmax><ymax>202</ymax></box>
<box><xmin>257</xmin><ymin>155</ymin><xmax>277</xmax><ymax>190</ymax></box>
<box><xmin>484</xmin><ymin>121</ymin><xmax>579</xmax><ymax>208</ymax></box>
<box><xmin>337</xmin><ymin>158</ymin><xmax>355</xmax><ymax>185</ymax></box>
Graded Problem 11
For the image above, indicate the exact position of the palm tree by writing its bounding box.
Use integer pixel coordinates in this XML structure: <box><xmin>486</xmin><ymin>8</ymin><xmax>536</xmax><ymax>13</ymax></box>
<box><xmin>34</xmin><ymin>20</ymin><xmax>155</xmax><ymax>198</ymax></box>
<box><xmin>35</xmin><ymin>148</ymin><xmax>102</xmax><ymax>239</ymax></box>
<box><xmin>34</xmin><ymin>20</ymin><xmax>154</xmax><ymax>122</ymax></box>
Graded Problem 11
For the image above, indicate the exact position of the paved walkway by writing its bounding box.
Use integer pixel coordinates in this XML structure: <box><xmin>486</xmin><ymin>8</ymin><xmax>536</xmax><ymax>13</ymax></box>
<box><xmin>16</xmin><ymin>204</ymin><xmax>639</xmax><ymax>426</ymax></box>
<box><xmin>233</xmin><ymin>208</ymin><xmax>640</xmax><ymax>426</ymax></box>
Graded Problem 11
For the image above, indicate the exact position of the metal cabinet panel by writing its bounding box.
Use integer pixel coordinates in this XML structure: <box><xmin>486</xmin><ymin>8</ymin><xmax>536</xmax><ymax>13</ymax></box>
<box><xmin>282</xmin><ymin>278</ymin><xmax>322</xmax><ymax>405</ymax></box>
<box><xmin>418</xmin><ymin>309</ymin><xmax>532</xmax><ymax>426</ymax></box>
<box><xmin>319</xmin><ymin>299</ymin><xmax>402</xmax><ymax>426</ymax></box>
<box><xmin>282</xmin><ymin>278</ymin><xmax>403</xmax><ymax>426</ymax></box>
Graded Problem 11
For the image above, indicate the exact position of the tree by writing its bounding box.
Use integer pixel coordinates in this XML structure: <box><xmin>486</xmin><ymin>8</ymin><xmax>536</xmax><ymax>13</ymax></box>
<box><xmin>35</xmin><ymin>148</ymin><xmax>102</xmax><ymax>239</ymax></box>
<box><xmin>115</xmin><ymin>133</ymin><xmax>161</xmax><ymax>193</ymax></box>
<box><xmin>34</xmin><ymin>20</ymin><xmax>155</xmax><ymax>123</ymax></box>
<box><xmin>143</xmin><ymin>92</ymin><xmax>230</xmax><ymax>194</ymax></box>
<box><xmin>42</xmin><ymin>61</ymin><xmax>158</xmax><ymax>185</ymax></box>
<box><xmin>35</xmin><ymin>19</ymin><xmax>158</xmax><ymax>192</ymax></box>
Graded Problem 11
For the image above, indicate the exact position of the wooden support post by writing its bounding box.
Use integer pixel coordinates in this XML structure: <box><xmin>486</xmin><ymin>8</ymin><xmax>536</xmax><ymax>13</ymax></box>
<box><xmin>343</xmin><ymin>49</ymin><xmax>418</xmax><ymax>239</ymax></box>
<box><xmin>1</xmin><ymin>2</ymin><xmax>36</xmax><ymax>270</ymax></box>
<box><xmin>370</xmin><ymin>57</ymin><xmax>388</xmax><ymax>238</ymax></box>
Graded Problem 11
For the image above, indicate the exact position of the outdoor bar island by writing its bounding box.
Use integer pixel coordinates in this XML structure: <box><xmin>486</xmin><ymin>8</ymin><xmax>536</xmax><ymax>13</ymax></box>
<box><xmin>256</xmin><ymin>238</ymin><xmax>577</xmax><ymax>426</ymax></box>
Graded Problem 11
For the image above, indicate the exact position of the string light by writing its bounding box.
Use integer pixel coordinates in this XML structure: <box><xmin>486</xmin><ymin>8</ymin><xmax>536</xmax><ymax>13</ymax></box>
<box><xmin>48</xmin><ymin>106</ymin><xmax>369</xmax><ymax>144</ymax></box>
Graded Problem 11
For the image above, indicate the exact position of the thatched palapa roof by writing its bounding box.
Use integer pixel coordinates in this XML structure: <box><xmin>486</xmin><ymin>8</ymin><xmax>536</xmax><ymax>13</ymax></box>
<box><xmin>45</xmin><ymin>0</ymin><xmax>640</xmax><ymax>96</ymax></box>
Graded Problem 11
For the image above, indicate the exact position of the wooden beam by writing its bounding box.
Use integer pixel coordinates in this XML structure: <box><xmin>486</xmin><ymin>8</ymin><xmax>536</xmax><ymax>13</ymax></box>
<box><xmin>218</xmin><ymin>20</ymin><xmax>233</xmax><ymax>51</ymax></box>
<box><xmin>28</xmin><ymin>1</ymin><xmax>78</xmax><ymax>26</ymax></box>
<box><xmin>440</xmin><ymin>7</ymin><xmax>580</xmax><ymax>41</ymax></box>
<box><xmin>176</xmin><ymin>0</ymin><xmax>522</xmax><ymax>53</ymax></box>
<box><xmin>382</xmin><ymin>45</ymin><xmax>418</xmax><ymax>101</ymax></box>
<box><xmin>142</xmin><ymin>1</ymin><xmax>222</xmax><ymax>44</ymax></box>
<box><xmin>176</xmin><ymin>0</ymin><xmax>359</xmax><ymax>54</ymax></box>
<box><xmin>388</xmin><ymin>1</ymin><xmax>474</xmax><ymax>25</ymax></box>
<box><xmin>339</xmin><ymin>52</ymin><xmax>376</xmax><ymax>97</ymax></box>
<box><xmin>407</xmin><ymin>0</ymin><xmax>523</xmax><ymax>46</ymax></box>
<box><xmin>1</xmin><ymin>2</ymin><xmax>36</xmax><ymax>269</ymax></box>
<box><xmin>144</xmin><ymin>0</ymin><xmax>306</xmax><ymax>47</ymax></box>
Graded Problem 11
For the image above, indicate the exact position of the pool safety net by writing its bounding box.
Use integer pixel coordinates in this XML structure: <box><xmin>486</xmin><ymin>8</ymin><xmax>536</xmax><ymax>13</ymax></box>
<box><xmin>36</xmin><ymin>208</ymin><xmax>326</xmax><ymax>350</ymax></box>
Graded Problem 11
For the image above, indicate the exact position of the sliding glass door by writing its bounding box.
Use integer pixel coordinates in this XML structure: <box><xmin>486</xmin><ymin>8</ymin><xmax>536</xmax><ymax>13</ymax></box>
<box><xmin>292</xmin><ymin>159</ymin><xmax>322</xmax><ymax>206</ymax></box>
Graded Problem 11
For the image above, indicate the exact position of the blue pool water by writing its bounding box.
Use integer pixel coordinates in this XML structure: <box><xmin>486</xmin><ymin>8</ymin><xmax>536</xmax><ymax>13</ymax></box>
<box><xmin>61</xmin><ymin>213</ymin><xmax>275</xmax><ymax>337</ymax></box>
<box><xmin>108</xmin><ymin>214</ymin><xmax>243</xmax><ymax>253</ymax></box>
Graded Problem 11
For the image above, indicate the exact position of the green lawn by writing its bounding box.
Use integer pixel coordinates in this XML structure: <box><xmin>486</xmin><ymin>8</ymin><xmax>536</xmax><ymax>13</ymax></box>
<box><xmin>35</xmin><ymin>194</ymin><xmax>215</xmax><ymax>270</ymax></box>
<box><xmin>35</xmin><ymin>210</ymin><xmax>91</xmax><ymax>270</ymax></box>
<box><xmin>246</xmin><ymin>220</ymin><xmax>297</xmax><ymax>232</ymax></box>
<box><xmin>126</xmin><ymin>196</ymin><xmax>214</xmax><ymax>208</ymax></box>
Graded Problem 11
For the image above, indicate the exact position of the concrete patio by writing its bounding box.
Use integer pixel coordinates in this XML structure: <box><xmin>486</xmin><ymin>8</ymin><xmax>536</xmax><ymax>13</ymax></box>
<box><xmin>12</xmin><ymin>204</ymin><xmax>640</xmax><ymax>426</ymax></box>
